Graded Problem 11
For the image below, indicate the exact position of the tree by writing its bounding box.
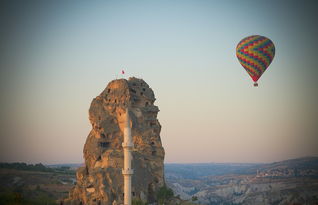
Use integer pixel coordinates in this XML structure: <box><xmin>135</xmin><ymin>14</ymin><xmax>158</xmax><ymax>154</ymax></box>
<box><xmin>157</xmin><ymin>186</ymin><xmax>173</xmax><ymax>205</ymax></box>
<box><xmin>132</xmin><ymin>199</ymin><xmax>147</xmax><ymax>205</ymax></box>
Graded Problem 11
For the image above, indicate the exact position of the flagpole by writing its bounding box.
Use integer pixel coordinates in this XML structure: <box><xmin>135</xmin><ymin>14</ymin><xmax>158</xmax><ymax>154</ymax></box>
<box><xmin>122</xmin><ymin>69</ymin><xmax>125</xmax><ymax>79</ymax></box>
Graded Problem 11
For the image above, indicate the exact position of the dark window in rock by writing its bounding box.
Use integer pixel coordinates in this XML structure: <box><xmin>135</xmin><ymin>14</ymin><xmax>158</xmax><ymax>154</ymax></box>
<box><xmin>107</xmin><ymin>89</ymin><xmax>111</xmax><ymax>93</ymax></box>
<box><xmin>132</xmin><ymin>192</ymin><xmax>135</xmax><ymax>196</ymax></box>
<box><xmin>140</xmin><ymin>92</ymin><xmax>143</xmax><ymax>96</ymax></box>
<box><xmin>101</xmin><ymin>133</ymin><xmax>106</xmax><ymax>138</ymax></box>
<box><xmin>143</xmin><ymin>88</ymin><xmax>146</xmax><ymax>91</ymax></box>
<box><xmin>145</xmin><ymin>102</ymin><xmax>149</xmax><ymax>106</ymax></box>
<box><xmin>97</xmin><ymin>156</ymin><xmax>101</xmax><ymax>161</ymax></box>
<box><xmin>132</xmin><ymin>83</ymin><xmax>136</xmax><ymax>86</ymax></box>
<box><xmin>115</xmin><ymin>99</ymin><xmax>117</xmax><ymax>103</ymax></box>
<box><xmin>152</xmin><ymin>151</ymin><xmax>156</xmax><ymax>156</ymax></box>
<box><xmin>99</xmin><ymin>142</ymin><xmax>110</xmax><ymax>148</ymax></box>
<box><xmin>154</xmin><ymin>177</ymin><xmax>159</xmax><ymax>183</ymax></box>
<box><xmin>98</xmin><ymin>201</ymin><xmax>101</xmax><ymax>205</ymax></box>
<box><xmin>93</xmin><ymin>199</ymin><xmax>96</xmax><ymax>202</ymax></box>
<box><xmin>151</xmin><ymin>142</ymin><xmax>155</xmax><ymax>145</ymax></box>
<box><xmin>150</xmin><ymin>122</ymin><xmax>156</xmax><ymax>127</ymax></box>
<box><xmin>130</xmin><ymin>89</ymin><xmax>137</xmax><ymax>93</ymax></box>
<box><xmin>141</xmin><ymin>83</ymin><xmax>144</xmax><ymax>86</ymax></box>
<box><xmin>133</xmin><ymin>98</ymin><xmax>139</xmax><ymax>103</ymax></box>
<box><xmin>98</xmin><ymin>116</ymin><xmax>101</xmax><ymax>120</ymax></box>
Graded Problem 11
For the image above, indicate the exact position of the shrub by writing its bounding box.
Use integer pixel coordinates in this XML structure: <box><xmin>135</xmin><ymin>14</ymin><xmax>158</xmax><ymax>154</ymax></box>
<box><xmin>157</xmin><ymin>186</ymin><xmax>173</xmax><ymax>205</ymax></box>
<box><xmin>132</xmin><ymin>199</ymin><xmax>147</xmax><ymax>205</ymax></box>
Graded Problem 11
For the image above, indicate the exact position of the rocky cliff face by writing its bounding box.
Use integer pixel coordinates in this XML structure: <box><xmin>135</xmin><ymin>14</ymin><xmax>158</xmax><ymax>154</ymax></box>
<box><xmin>165</xmin><ymin>159</ymin><xmax>318</xmax><ymax>205</ymax></box>
<box><xmin>65</xmin><ymin>77</ymin><xmax>165</xmax><ymax>205</ymax></box>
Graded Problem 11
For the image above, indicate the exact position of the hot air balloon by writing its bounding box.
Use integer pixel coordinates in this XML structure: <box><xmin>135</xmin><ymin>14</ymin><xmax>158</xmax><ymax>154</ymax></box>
<box><xmin>236</xmin><ymin>35</ymin><xmax>275</xmax><ymax>87</ymax></box>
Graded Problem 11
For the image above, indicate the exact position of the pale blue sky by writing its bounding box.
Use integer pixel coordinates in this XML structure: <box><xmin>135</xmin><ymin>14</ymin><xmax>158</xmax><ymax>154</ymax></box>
<box><xmin>0</xmin><ymin>0</ymin><xmax>317</xmax><ymax>164</ymax></box>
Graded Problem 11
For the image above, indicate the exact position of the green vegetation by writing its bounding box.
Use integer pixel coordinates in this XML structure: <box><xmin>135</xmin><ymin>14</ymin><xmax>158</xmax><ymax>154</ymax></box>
<box><xmin>191</xmin><ymin>196</ymin><xmax>198</xmax><ymax>201</ymax></box>
<box><xmin>0</xmin><ymin>191</ymin><xmax>57</xmax><ymax>205</ymax></box>
<box><xmin>0</xmin><ymin>163</ymin><xmax>76</xmax><ymax>205</ymax></box>
<box><xmin>132</xmin><ymin>198</ymin><xmax>147</xmax><ymax>205</ymax></box>
<box><xmin>157</xmin><ymin>186</ymin><xmax>174</xmax><ymax>205</ymax></box>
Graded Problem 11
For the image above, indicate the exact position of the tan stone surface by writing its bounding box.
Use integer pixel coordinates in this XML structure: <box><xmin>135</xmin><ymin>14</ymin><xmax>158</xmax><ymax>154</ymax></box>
<box><xmin>64</xmin><ymin>77</ymin><xmax>165</xmax><ymax>205</ymax></box>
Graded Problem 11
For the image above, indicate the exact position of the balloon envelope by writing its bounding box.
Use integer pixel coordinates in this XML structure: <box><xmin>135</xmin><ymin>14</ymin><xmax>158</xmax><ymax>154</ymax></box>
<box><xmin>236</xmin><ymin>35</ymin><xmax>275</xmax><ymax>82</ymax></box>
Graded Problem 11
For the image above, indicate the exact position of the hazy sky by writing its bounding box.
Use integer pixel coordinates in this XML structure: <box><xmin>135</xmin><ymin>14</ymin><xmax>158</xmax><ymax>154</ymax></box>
<box><xmin>0</xmin><ymin>0</ymin><xmax>317</xmax><ymax>164</ymax></box>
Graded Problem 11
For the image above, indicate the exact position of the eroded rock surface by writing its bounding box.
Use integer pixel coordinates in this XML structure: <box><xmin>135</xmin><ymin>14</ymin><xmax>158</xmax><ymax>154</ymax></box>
<box><xmin>65</xmin><ymin>77</ymin><xmax>165</xmax><ymax>205</ymax></box>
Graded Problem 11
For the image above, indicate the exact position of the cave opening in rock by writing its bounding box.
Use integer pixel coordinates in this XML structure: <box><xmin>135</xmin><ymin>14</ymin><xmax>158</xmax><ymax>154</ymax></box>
<box><xmin>99</xmin><ymin>142</ymin><xmax>110</xmax><ymax>148</ymax></box>
<box><xmin>130</xmin><ymin>88</ymin><xmax>137</xmax><ymax>93</ymax></box>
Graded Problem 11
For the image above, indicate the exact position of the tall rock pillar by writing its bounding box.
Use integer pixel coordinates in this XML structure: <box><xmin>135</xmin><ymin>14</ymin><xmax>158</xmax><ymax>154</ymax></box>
<box><xmin>122</xmin><ymin>108</ymin><xmax>134</xmax><ymax>205</ymax></box>
<box><xmin>64</xmin><ymin>77</ymin><xmax>165</xmax><ymax>205</ymax></box>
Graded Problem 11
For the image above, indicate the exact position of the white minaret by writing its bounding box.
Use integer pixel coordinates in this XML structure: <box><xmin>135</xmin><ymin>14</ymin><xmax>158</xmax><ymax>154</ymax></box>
<box><xmin>122</xmin><ymin>108</ymin><xmax>134</xmax><ymax>205</ymax></box>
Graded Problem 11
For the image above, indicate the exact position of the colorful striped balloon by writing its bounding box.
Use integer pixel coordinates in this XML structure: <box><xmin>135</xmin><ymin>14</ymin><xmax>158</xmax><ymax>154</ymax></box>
<box><xmin>236</xmin><ymin>35</ymin><xmax>275</xmax><ymax>86</ymax></box>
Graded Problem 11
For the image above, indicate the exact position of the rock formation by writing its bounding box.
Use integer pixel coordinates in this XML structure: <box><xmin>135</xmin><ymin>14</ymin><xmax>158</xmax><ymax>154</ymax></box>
<box><xmin>65</xmin><ymin>77</ymin><xmax>165</xmax><ymax>205</ymax></box>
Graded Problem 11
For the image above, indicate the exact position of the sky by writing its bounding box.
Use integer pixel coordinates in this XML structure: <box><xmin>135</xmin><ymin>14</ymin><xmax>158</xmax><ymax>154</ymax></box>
<box><xmin>0</xmin><ymin>0</ymin><xmax>317</xmax><ymax>164</ymax></box>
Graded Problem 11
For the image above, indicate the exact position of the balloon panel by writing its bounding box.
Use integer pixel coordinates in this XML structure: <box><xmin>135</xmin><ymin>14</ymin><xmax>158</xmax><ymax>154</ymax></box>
<box><xmin>236</xmin><ymin>35</ymin><xmax>275</xmax><ymax>82</ymax></box>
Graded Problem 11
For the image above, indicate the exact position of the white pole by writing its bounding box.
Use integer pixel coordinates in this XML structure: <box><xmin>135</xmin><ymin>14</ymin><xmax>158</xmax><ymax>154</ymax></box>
<box><xmin>122</xmin><ymin>108</ymin><xmax>134</xmax><ymax>205</ymax></box>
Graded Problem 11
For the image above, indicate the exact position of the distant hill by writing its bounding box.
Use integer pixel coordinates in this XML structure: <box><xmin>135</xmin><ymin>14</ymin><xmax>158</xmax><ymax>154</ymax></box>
<box><xmin>166</xmin><ymin>157</ymin><xmax>318</xmax><ymax>205</ymax></box>
<box><xmin>0</xmin><ymin>164</ymin><xmax>76</xmax><ymax>204</ymax></box>
<box><xmin>46</xmin><ymin>163</ymin><xmax>83</xmax><ymax>168</ymax></box>
<box><xmin>0</xmin><ymin>162</ymin><xmax>76</xmax><ymax>175</ymax></box>
<box><xmin>0</xmin><ymin>162</ymin><xmax>53</xmax><ymax>172</ymax></box>
<box><xmin>256</xmin><ymin>156</ymin><xmax>318</xmax><ymax>178</ymax></box>
<box><xmin>165</xmin><ymin>163</ymin><xmax>261</xmax><ymax>180</ymax></box>
<box><xmin>259</xmin><ymin>156</ymin><xmax>318</xmax><ymax>170</ymax></box>
<box><xmin>165</xmin><ymin>157</ymin><xmax>318</xmax><ymax>180</ymax></box>
<box><xmin>46</xmin><ymin>163</ymin><xmax>83</xmax><ymax>171</ymax></box>
<box><xmin>1</xmin><ymin>157</ymin><xmax>317</xmax><ymax>205</ymax></box>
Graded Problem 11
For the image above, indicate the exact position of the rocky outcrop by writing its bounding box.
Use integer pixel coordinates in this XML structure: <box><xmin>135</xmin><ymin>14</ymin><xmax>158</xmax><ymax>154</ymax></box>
<box><xmin>65</xmin><ymin>77</ymin><xmax>165</xmax><ymax>205</ymax></box>
<box><xmin>195</xmin><ymin>177</ymin><xmax>318</xmax><ymax>205</ymax></box>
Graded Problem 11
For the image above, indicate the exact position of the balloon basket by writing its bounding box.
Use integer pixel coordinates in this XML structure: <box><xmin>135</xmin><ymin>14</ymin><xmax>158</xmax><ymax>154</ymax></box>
<box><xmin>254</xmin><ymin>82</ymin><xmax>258</xmax><ymax>87</ymax></box>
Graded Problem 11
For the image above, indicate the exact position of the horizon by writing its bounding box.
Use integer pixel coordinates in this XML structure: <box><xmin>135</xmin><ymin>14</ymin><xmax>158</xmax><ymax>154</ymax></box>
<box><xmin>1</xmin><ymin>0</ymin><xmax>318</xmax><ymax>164</ymax></box>
<box><xmin>2</xmin><ymin>155</ymin><xmax>317</xmax><ymax>166</ymax></box>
